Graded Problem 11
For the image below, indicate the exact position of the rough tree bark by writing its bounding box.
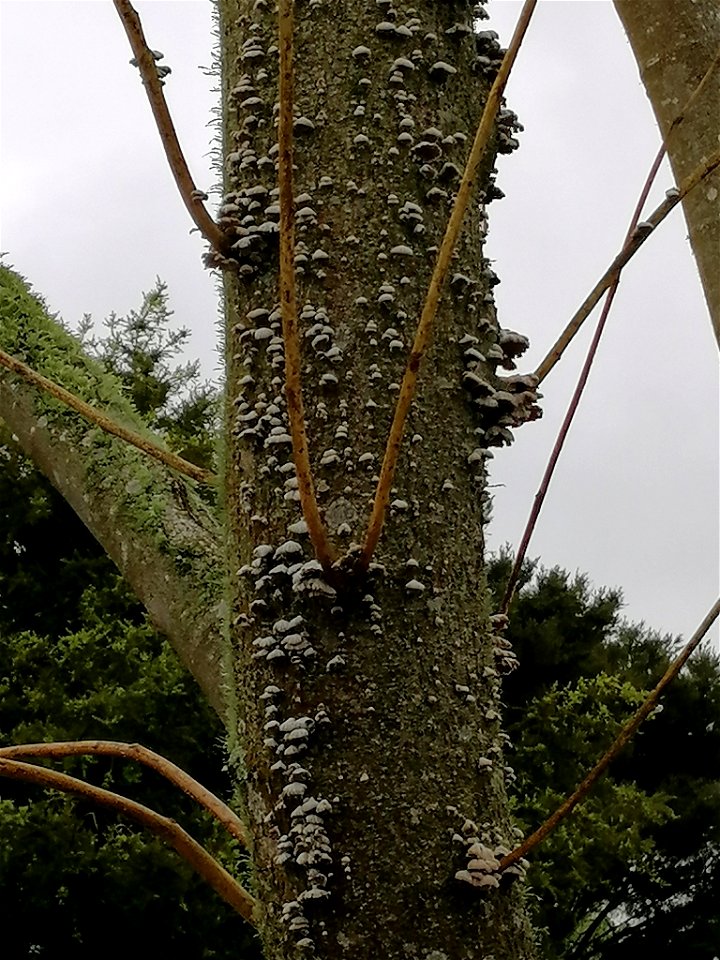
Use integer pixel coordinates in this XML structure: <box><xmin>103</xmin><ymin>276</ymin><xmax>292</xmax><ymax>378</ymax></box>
<box><xmin>218</xmin><ymin>0</ymin><xmax>538</xmax><ymax>957</ymax></box>
<box><xmin>614</xmin><ymin>0</ymin><xmax>720</xmax><ymax>343</ymax></box>
<box><xmin>0</xmin><ymin>2</ymin><xmax>716</xmax><ymax>958</ymax></box>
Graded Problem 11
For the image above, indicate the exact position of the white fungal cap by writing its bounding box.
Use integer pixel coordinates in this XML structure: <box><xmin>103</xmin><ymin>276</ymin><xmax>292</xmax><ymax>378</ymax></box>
<box><xmin>405</xmin><ymin>579</ymin><xmax>426</xmax><ymax>593</ymax></box>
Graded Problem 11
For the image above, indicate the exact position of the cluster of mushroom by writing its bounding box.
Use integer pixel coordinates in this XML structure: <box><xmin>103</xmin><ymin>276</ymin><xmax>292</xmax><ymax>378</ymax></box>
<box><xmin>461</xmin><ymin>325</ymin><xmax>542</xmax><ymax>454</ymax></box>
<box><xmin>451</xmin><ymin>813</ymin><xmax>529</xmax><ymax>893</ymax></box>
<box><xmin>455</xmin><ymin>840</ymin><xmax>528</xmax><ymax>890</ymax></box>
<box><xmin>129</xmin><ymin>48</ymin><xmax>171</xmax><ymax>85</ymax></box>
<box><xmin>267</xmin><ymin>695</ymin><xmax>337</xmax><ymax>951</ymax></box>
<box><xmin>489</xmin><ymin>612</ymin><xmax>519</xmax><ymax>676</ymax></box>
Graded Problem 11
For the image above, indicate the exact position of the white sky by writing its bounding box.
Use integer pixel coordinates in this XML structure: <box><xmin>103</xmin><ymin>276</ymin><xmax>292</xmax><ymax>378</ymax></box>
<box><xmin>0</xmin><ymin>1</ymin><xmax>717</xmax><ymax>645</ymax></box>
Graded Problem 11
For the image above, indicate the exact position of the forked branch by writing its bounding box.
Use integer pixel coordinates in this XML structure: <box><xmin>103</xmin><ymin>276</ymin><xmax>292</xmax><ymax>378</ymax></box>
<box><xmin>534</xmin><ymin>144</ymin><xmax>720</xmax><ymax>385</ymax></box>
<box><xmin>499</xmin><ymin>598</ymin><xmax>720</xmax><ymax>872</ymax></box>
<box><xmin>113</xmin><ymin>0</ymin><xmax>232</xmax><ymax>256</ymax></box>
<box><xmin>0</xmin><ymin>756</ymin><xmax>257</xmax><ymax>923</ymax></box>
<box><xmin>499</xmin><ymin>49</ymin><xmax>720</xmax><ymax>614</ymax></box>
<box><xmin>0</xmin><ymin>347</ymin><xmax>215</xmax><ymax>485</ymax></box>
<box><xmin>358</xmin><ymin>0</ymin><xmax>538</xmax><ymax>568</ymax></box>
<box><xmin>277</xmin><ymin>0</ymin><xmax>335</xmax><ymax>570</ymax></box>
<box><xmin>0</xmin><ymin>740</ymin><xmax>247</xmax><ymax>846</ymax></box>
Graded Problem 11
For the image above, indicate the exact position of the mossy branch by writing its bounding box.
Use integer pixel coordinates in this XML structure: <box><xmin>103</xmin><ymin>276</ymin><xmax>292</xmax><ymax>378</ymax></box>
<box><xmin>0</xmin><ymin>266</ymin><xmax>225</xmax><ymax>717</ymax></box>
<box><xmin>0</xmin><ymin>346</ymin><xmax>216</xmax><ymax>486</ymax></box>
<box><xmin>277</xmin><ymin>0</ymin><xmax>335</xmax><ymax>570</ymax></box>
<box><xmin>534</xmin><ymin>144</ymin><xmax>720</xmax><ymax>385</ymax></box>
<box><xmin>499</xmin><ymin>598</ymin><xmax>720</xmax><ymax>872</ymax></box>
<box><xmin>0</xmin><ymin>740</ymin><xmax>247</xmax><ymax>846</ymax></box>
<box><xmin>113</xmin><ymin>0</ymin><xmax>232</xmax><ymax>256</ymax></box>
<box><xmin>0</xmin><ymin>756</ymin><xmax>257</xmax><ymax>924</ymax></box>
<box><xmin>358</xmin><ymin>0</ymin><xmax>538</xmax><ymax>569</ymax></box>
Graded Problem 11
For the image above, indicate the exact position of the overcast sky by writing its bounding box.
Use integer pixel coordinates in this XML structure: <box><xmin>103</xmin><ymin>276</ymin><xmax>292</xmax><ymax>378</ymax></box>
<box><xmin>0</xmin><ymin>1</ymin><xmax>717</xmax><ymax>646</ymax></box>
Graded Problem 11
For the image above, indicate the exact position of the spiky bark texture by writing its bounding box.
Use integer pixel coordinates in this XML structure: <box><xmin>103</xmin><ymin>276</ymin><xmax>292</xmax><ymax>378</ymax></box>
<box><xmin>614</xmin><ymin>0</ymin><xmax>720</xmax><ymax>343</ymax></box>
<box><xmin>219</xmin><ymin>2</ymin><xmax>538</xmax><ymax>956</ymax></box>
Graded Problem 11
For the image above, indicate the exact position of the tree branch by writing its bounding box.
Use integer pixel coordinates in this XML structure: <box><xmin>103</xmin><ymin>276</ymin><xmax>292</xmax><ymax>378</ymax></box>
<box><xmin>567</xmin><ymin>897</ymin><xmax>619</xmax><ymax>960</ymax></box>
<box><xmin>0</xmin><ymin>740</ymin><xmax>247</xmax><ymax>846</ymax></box>
<box><xmin>0</xmin><ymin>757</ymin><xmax>256</xmax><ymax>924</ymax></box>
<box><xmin>0</xmin><ymin>347</ymin><xmax>215</xmax><ymax>486</ymax></box>
<box><xmin>112</xmin><ymin>0</ymin><xmax>232</xmax><ymax>256</ymax></box>
<box><xmin>534</xmin><ymin>145</ymin><xmax>720</xmax><ymax>384</ymax></box>
<box><xmin>499</xmin><ymin>598</ymin><xmax>720</xmax><ymax>871</ymax></box>
<box><xmin>499</xmin><ymin>53</ymin><xmax>720</xmax><ymax>613</ymax></box>
<box><xmin>358</xmin><ymin>0</ymin><xmax>538</xmax><ymax>569</ymax></box>
<box><xmin>0</xmin><ymin>265</ymin><xmax>226</xmax><ymax>719</ymax></box>
<box><xmin>277</xmin><ymin>0</ymin><xmax>335</xmax><ymax>571</ymax></box>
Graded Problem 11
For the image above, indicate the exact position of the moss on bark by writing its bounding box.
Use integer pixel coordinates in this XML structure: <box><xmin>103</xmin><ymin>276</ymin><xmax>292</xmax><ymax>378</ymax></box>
<box><xmin>219</xmin><ymin>2</ymin><xmax>538</xmax><ymax>956</ymax></box>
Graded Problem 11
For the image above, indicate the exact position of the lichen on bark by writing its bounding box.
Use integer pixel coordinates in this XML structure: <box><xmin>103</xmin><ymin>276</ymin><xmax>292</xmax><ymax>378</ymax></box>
<box><xmin>218</xmin><ymin>1</ymin><xmax>538</xmax><ymax>956</ymax></box>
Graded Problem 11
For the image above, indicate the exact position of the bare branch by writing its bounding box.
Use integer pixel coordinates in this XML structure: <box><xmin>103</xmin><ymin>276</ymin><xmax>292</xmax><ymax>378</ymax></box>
<box><xmin>499</xmin><ymin>598</ymin><xmax>720</xmax><ymax>872</ymax></box>
<box><xmin>499</xmin><ymin>50</ymin><xmax>720</xmax><ymax>614</ymax></box>
<box><xmin>498</xmin><ymin>52</ymin><xmax>720</xmax><ymax>612</ymax></box>
<box><xmin>534</xmin><ymin>145</ymin><xmax>720</xmax><ymax>385</ymax></box>
<box><xmin>277</xmin><ymin>0</ymin><xmax>336</xmax><ymax>570</ymax></box>
<box><xmin>0</xmin><ymin>757</ymin><xmax>257</xmax><ymax>923</ymax></box>
<box><xmin>0</xmin><ymin>346</ymin><xmax>216</xmax><ymax>486</ymax></box>
<box><xmin>0</xmin><ymin>740</ymin><xmax>247</xmax><ymax>847</ymax></box>
<box><xmin>113</xmin><ymin>0</ymin><xmax>232</xmax><ymax>256</ymax></box>
<box><xmin>358</xmin><ymin>0</ymin><xmax>538</xmax><ymax>569</ymax></box>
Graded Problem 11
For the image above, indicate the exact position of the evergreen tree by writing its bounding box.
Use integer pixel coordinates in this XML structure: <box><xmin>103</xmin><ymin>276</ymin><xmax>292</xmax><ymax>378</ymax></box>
<box><xmin>487</xmin><ymin>556</ymin><xmax>720</xmax><ymax>957</ymax></box>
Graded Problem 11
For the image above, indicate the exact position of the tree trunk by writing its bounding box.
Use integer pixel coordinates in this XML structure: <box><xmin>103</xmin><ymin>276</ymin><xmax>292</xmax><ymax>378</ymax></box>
<box><xmin>219</xmin><ymin>1</ymin><xmax>538</xmax><ymax>956</ymax></box>
<box><xmin>614</xmin><ymin>0</ymin><xmax>720</xmax><ymax>343</ymax></box>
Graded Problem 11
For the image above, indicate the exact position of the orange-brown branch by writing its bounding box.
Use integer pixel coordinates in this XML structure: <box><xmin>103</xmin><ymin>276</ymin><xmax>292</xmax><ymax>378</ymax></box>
<box><xmin>113</xmin><ymin>0</ymin><xmax>232</xmax><ymax>256</ymax></box>
<box><xmin>0</xmin><ymin>740</ymin><xmax>246</xmax><ymax>846</ymax></box>
<box><xmin>277</xmin><ymin>0</ymin><xmax>335</xmax><ymax>570</ymax></box>
<box><xmin>499</xmin><ymin>598</ymin><xmax>720</xmax><ymax>871</ymax></box>
<box><xmin>0</xmin><ymin>756</ymin><xmax>257</xmax><ymax>923</ymax></box>
<box><xmin>0</xmin><ymin>347</ymin><xmax>215</xmax><ymax>485</ymax></box>
<box><xmin>358</xmin><ymin>0</ymin><xmax>538</xmax><ymax>568</ymax></box>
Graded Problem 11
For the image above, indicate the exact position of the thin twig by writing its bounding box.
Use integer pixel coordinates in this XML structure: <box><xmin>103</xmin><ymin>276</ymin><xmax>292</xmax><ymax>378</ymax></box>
<box><xmin>0</xmin><ymin>347</ymin><xmax>216</xmax><ymax>485</ymax></box>
<box><xmin>0</xmin><ymin>740</ymin><xmax>247</xmax><ymax>846</ymax></box>
<box><xmin>357</xmin><ymin>0</ymin><xmax>538</xmax><ymax>569</ymax></box>
<box><xmin>277</xmin><ymin>0</ymin><xmax>335</xmax><ymax>570</ymax></box>
<box><xmin>0</xmin><ymin>757</ymin><xmax>257</xmax><ymax>923</ymax></box>
<box><xmin>501</xmin><ymin>175</ymin><xmax>661</xmax><ymax>615</ymax></box>
<box><xmin>113</xmin><ymin>0</ymin><xmax>232</xmax><ymax>256</ymax></box>
<box><xmin>498</xmin><ymin>598</ymin><xmax>720</xmax><ymax>871</ymax></box>
<box><xmin>499</xmin><ymin>50</ymin><xmax>720</xmax><ymax>611</ymax></box>
<box><xmin>534</xmin><ymin>143</ymin><xmax>720</xmax><ymax>385</ymax></box>
<box><xmin>535</xmin><ymin>43</ymin><xmax>719</xmax><ymax>386</ymax></box>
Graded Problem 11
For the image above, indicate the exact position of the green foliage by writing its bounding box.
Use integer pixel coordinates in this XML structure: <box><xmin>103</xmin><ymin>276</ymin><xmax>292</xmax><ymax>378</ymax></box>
<box><xmin>0</xmin><ymin>586</ymin><xmax>259</xmax><ymax>959</ymax></box>
<box><xmin>0</xmin><ymin>284</ymin><xmax>258</xmax><ymax>959</ymax></box>
<box><xmin>81</xmin><ymin>279</ymin><xmax>220</xmax><ymax>473</ymax></box>
<box><xmin>488</xmin><ymin>552</ymin><xmax>720</xmax><ymax>958</ymax></box>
